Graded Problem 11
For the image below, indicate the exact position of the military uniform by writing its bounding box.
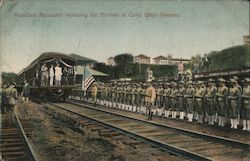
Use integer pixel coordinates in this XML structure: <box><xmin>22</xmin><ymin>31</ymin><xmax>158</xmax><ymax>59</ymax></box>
<box><xmin>99</xmin><ymin>84</ymin><xmax>105</xmax><ymax>105</ymax></box>
<box><xmin>194</xmin><ymin>81</ymin><xmax>206</xmax><ymax>123</ymax></box>
<box><xmin>155</xmin><ymin>84</ymin><xmax>164</xmax><ymax>116</ymax></box>
<box><xmin>184</xmin><ymin>81</ymin><xmax>195</xmax><ymax>122</ymax></box>
<box><xmin>135</xmin><ymin>84</ymin><xmax>142</xmax><ymax>112</ymax></box>
<box><xmin>170</xmin><ymin>82</ymin><xmax>178</xmax><ymax>118</ymax></box>
<box><xmin>176</xmin><ymin>81</ymin><xmax>186</xmax><ymax>119</ymax></box>
<box><xmin>228</xmin><ymin>79</ymin><xmax>241</xmax><ymax>129</ymax></box>
<box><xmin>242</xmin><ymin>78</ymin><xmax>250</xmax><ymax>131</ymax></box>
<box><xmin>205</xmin><ymin>79</ymin><xmax>217</xmax><ymax>125</ymax></box>
<box><xmin>91</xmin><ymin>83</ymin><xmax>98</xmax><ymax>106</ymax></box>
<box><xmin>131</xmin><ymin>84</ymin><xmax>137</xmax><ymax>111</ymax></box>
<box><xmin>126</xmin><ymin>85</ymin><xmax>132</xmax><ymax>110</ymax></box>
<box><xmin>140</xmin><ymin>84</ymin><xmax>147</xmax><ymax>113</ymax></box>
<box><xmin>163</xmin><ymin>83</ymin><xmax>171</xmax><ymax>117</ymax></box>
<box><xmin>216</xmin><ymin>78</ymin><xmax>228</xmax><ymax>127</ymax></box>
<box><xmin>145</xmin><ymin>83</ymin><xmax>156</xmax><ymax>120</ymax></box>
<box><xmin>5</xmin><ymin>83</ymin><xmax>18</xmax><ymax>127</ymax></box>
<box><xmin>104</xmin><ymin>84</ymin><xmax>109</xmax><ymax>106</ymax></box>
<box><xmin>122</xmin><ymin>85</ymin><xmax>127</xmax><ymax>109</ymax></box>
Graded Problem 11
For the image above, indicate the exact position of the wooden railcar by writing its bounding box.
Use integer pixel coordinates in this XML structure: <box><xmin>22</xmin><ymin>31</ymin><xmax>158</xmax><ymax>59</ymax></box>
<box><xmin>18</xmin><ymin>52</ymin><xmax>77</xmax><ymax>100</ymax></box>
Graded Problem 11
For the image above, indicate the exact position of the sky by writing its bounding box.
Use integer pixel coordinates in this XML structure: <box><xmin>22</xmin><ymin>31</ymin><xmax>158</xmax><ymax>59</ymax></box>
<box><xmin>0</xmin><ymin>0</ymin><xmax>249</xmax><ymax>73</ymax></box>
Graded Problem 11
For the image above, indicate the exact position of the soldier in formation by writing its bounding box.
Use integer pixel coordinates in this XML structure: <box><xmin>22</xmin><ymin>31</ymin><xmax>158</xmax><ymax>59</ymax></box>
<box><xmin>242</xmin><ymin>78</ymin><xmax>250</xmax><ymax>130</ymax></box>
<box><xmin>84</xmin><ymin>76</ymin><xmax>249</xmax><ymax>131</ymax></box>
<box><xmin>205</xmin><ymin>79</ymin><xmax>217</xmax><ymax>125</ymax></box>
<box><xmin>184</xmin><ymin>81</ymin><xmax>195</xmax><ymax>122</ymax></box>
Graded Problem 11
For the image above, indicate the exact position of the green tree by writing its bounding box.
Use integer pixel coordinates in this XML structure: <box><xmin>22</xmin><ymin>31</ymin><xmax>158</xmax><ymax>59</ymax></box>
<box><xmin>93</xmin><ymin>63</ymin><xmax>115</xmax><ymax>79</ymax></box>
<box><xmin>114</xmin><ymin>53</ymin><xmax>134</xmax><ymax>78</ymax></box>
<box><xmin>2</xmin><ymin>72</ymin><xmax>18</xmax><ymax>86</ymax></box>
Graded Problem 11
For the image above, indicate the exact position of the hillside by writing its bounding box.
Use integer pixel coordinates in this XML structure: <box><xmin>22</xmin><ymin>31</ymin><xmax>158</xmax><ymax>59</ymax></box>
<box><xmin>207</xmin><ymin>45</ymin><xmax>250</xmax><ymax>71</ymax></box>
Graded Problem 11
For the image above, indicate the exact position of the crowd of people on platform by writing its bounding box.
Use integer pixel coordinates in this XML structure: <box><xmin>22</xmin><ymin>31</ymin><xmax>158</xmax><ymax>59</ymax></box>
<box><xmin>39</xmin><ymin>63</ymin><xmax>73</xmax><ymax>86</ymax></box>
<box><xmin>82</xmin><ymin>76</ymin><xmax>250</xmax><ymax>131</ymax></box>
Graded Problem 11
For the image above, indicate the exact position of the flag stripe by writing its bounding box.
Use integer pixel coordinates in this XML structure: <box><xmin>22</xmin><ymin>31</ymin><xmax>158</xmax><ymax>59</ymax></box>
<box><xmin>82</xmin><ymin>67</ymin><xmax>95</xmax><ymax>91</ymax></box>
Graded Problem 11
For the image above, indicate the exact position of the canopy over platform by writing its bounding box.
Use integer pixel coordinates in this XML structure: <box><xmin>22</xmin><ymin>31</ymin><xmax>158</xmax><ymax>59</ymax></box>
<box><xmin>75</xmin><ymin>66</ymin><xmax>109</xmax><ymax>77</ymax></box>
<box><xmin>18</xmin><ymin>52</ymin><xmax>77</xmax><ymax>76</ymax></box>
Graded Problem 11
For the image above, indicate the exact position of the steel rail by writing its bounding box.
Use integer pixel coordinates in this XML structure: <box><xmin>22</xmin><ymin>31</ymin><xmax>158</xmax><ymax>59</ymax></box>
<box><xmin>68</xmin><ymin>99</ymin><xmax>250</xmax><ymax>149</ymax></box>
<box><xmin>14</xmin><ymin>108</ymin><xmax>39</xmax><ymax>161</ymax></box>
<box><xmin>44</xmin><ymin>100</ymin><xmax>212</xmax><ymax>161</ymax></box>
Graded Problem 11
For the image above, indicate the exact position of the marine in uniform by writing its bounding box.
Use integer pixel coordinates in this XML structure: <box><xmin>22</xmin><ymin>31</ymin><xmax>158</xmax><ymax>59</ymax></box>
<box><xmin>155</xmin><ymin>83</ymin><xmax>164</xmax><ymax>116</ymax></box>
<box><xmin>163</xmin><ymin>82</ymin><xmax>171</xmax><ymax>117</ymax></box>
<box><xmin>184</xmin><ymin>81</ymin><xmax>195</xmax><ymax>122</ymax></box>
<box><xmin>242</xmin><ymin>78</ymin><xmax>250</xmax><ymax>131</ymax></box>
<box><xmin>116</xmin><ymin>83</ymin><xmax>122</xmax><ymax>109</ymax></box>
<box><xmin>122</xmin><ymin>83</ymin><xmax>127</xmax><ymax>110</ymax></box>
<box><xmin>194</xmin><ymin>81</ymin><xmax>206</xmax><ymax>123</ymax></box>
<box><xmin>145</xmin><ymin>82</ymin><xmax>156</xmax><ymax>120</ymax></box>
<box><xmin>131</xmin><ymin>83</ymin><xmax>137</xmax><ymax>112</ymax></box>
<box><xmin>114</xmin><ymin>83</ymin><xmax>120</xmax><ymax>108</ymax></box>
<box><xmin>205</xmin><ymin>79</ymin><xmax>217</xmax><ymax>125</ymax></box>
<box><xmin>126</xmin><ymin>83</ymin><xmax>132</xmax><ymax>111</ymax></box>
<box><xmin>135</xmin><ymin>83</ymin><xmax>142</xmax><ymax>112</ymax></box>
<box><xmin>176</xmin><ymin>81</ymin><xmax>186</xmax><ymax>120</ymax></box>
<box><xmin>228</xmin><ymin>79</ymin><xmax>241</xmax><ymax>129</ymax></box>
<box><xmin>232</xmin><ymin>76</ymin><xmax>243</xmax><ymax>129</ymax></box>
<box><xmin>104</xmin><ymin>83</ymin><xmax>109</xmax><ymax>106</ymax></box>
<box><xmin>91</xmin><ymin>82</ymin><xmax>98</xmax><ymax>106</ymax></box>
<box><xmin>111</xmin><ymin>83</ymin><xmax>116</xmax><ymax>108</ymax></box>
<box><xmin>140</xmin><ymin>83</ymin><xmax>147</xmax><ymax>114</ymax></box>
<box><xmin>170</xmin><ymin>82</ymin><xmax>178</xmax><ymax>119</ymax></box>
<box><xmin>216</xmin><ymin>78</ymin><xmax>229</xmax><ymax>127</ymax></box>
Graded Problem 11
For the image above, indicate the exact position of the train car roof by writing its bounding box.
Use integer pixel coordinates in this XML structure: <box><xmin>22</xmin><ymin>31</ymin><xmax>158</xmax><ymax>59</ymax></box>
<box><xmin>18</xmin><ymin>52</ymin><xmax>77</xmax><ymax>76</ymax></box>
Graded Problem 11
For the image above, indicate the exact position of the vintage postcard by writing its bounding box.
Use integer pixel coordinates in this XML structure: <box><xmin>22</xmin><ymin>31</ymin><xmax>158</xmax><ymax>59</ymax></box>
<box><xmin>0</xmin><ymin>0</ymin><xmax>249</xmax><ymax>161</ymax></box>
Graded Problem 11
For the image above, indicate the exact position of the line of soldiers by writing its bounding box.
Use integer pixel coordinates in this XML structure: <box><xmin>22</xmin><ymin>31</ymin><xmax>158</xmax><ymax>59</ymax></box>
<box><xmin>84</xmin><ymin>76</ymin><xmax>250</xmax><ymax>131</ymax></box>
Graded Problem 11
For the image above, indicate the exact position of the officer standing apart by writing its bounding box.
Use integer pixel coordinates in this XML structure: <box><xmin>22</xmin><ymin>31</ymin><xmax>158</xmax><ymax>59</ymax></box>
<box><xmin>145</xmin><ymin>82</ymin><xmax>156</xmax><ymax>120</ymax></box>
<box><xmin>22</xmin><ymin>80</ymin><xmax>30</xmax><ymax>102</ymax></box>
<box><xmin>5</xmin><ymin>82</ymin><xmax>18</xmax><ymax>127</ymax></box>
<box><xmin>91</xmin><ymin>82</ymin><xmax>98</xmax><ymax>106</ymax></box>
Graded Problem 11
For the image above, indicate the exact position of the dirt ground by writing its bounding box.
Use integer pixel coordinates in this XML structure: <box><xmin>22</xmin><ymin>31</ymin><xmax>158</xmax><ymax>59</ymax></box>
<box><xmin>16</xmin><ymin>100</ymin><xmax>186</xmax><ymax>161</ymax></box>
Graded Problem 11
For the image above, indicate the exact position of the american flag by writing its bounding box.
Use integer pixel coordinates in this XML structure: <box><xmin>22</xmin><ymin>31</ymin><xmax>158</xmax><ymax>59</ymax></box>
<box><xmin>82</xmin><ymin>67</ymin><xmax>95</xmax><ymax>91</ymax></box>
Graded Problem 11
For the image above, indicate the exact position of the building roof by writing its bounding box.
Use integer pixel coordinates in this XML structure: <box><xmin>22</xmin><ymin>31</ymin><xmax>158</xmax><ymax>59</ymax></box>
<box><xmin>75</xmin><ymin>66</ymin><xmax>108</xmax><ymax>76</ymax></box>
<box><xmin>69</xmin><ymin>53</ymin><xmax>97</xmax><ymax>63</ymax></box>
<box><xmin>153</xmin><ymin>55</ymin><xmax>168</xmax><ymax>60</ymax></box>
<box><xmin>135</xmin><ymin>54</ymin><xmax>151</xmax><ymax>59</ymax></box>
<box><xmin>172</xmin><ymin>58</ymin><xmax>190</xmax><ymax>61</ymax></box>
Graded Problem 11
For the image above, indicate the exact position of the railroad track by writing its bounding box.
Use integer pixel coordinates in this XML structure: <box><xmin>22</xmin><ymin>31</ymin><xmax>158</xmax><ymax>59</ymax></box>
<box><xmin>0</xmin><ymin>108</ymin><xmax>38</xmax><ymax>161</ymax></box>
<box><xmin>41</xmin><ymin>99</ymin><xmax>249</xmax><ymax>161</ymax></box>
